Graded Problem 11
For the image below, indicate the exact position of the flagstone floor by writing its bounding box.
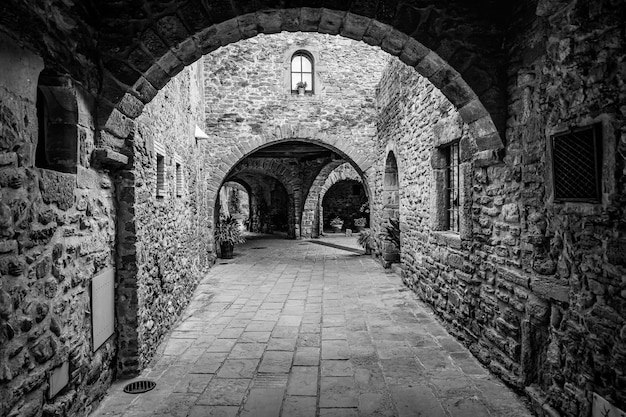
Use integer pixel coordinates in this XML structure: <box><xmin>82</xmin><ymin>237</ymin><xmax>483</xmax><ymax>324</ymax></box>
<box><xmin>91</xmin><ymin>235</ymin><xmax>533</xmax><ymax>417</ymax></box>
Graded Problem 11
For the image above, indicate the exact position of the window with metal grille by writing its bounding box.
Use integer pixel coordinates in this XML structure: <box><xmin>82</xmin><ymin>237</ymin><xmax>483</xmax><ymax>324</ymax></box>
<box><xmin>445</xmin><ymin>142</ymin><xmax>460</xmax><ymax>232</ymax></box>
<box><xmin>291</xmin><ymin>51</ymin><xmax>313</xmax><ymax>94</ymax></box>
<box><xmin>175</xmin><ymin>163</ymin><xmax>183</xmax><ymax>197</ymax></box>
<box><xmin>552</xmin><ymin>124</ymin><xmax>601</xmax><ymax>202</ymax></box>
<box><xmin>156</xmin><ymin>153</ymin><xmax>165</xmax><ymax>198</ymax></box>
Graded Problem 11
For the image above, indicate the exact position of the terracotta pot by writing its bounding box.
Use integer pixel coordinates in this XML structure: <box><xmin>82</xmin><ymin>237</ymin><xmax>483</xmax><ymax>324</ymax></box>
<box><xmin>220</xmin><ymin>242</ymin><xmax>234</xmax><ymax>259</ymax></box>
<box><xmin>298</xmin><ymin>87</ymin><xmax>305</xmax><ymax>95</ymax></box>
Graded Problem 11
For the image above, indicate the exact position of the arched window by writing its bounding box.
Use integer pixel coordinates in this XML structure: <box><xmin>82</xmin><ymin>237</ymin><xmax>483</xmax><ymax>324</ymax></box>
<box><xmin>291</xmin><ymin>51</ymin><xmax>314</xmax><ymax>94</ymax></box>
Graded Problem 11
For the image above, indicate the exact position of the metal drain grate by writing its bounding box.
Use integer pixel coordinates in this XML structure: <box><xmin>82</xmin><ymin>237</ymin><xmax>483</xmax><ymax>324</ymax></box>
<box><xmin>123</xmin><ymin>380</ymin><xmax>156</xmax><ymax>394</ymax></box>
<box><xmin>252</xmin><ymin>247</ymin><xmax>267</xmax><ymax>249</ymax></box>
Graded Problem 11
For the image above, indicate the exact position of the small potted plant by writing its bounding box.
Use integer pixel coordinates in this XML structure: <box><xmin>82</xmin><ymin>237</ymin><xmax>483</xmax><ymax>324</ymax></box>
<box><xmin>357</xmin><ymin>229</ymin><xmax>376</xmax><ymax>255</ymax></box>
<box><xmin>330</xmin><ymin>216</ymin><xmax>344</xmax><ymax>233</ymax></box>
<box><xmin>353</xmin><ymin>217</ymin><xmax>367</xmax><ymax>232</ymax></box>
<box><xmin>296</xmin><ymin>81</ymin><xmax>307</xmax><ymax>96</ymax></box>
<box><xmin>215</xmin><ymin>215</ymin><xmax>246</xmax><ymax>259</ymax></box>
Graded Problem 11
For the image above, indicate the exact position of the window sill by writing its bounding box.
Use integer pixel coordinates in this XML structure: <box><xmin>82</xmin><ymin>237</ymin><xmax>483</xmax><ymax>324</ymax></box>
<box><xmin>430</xmin><ymin>230</ymin><xmax>462</xmax><ymax>249</ymax></box>
<box><xmin>287</xmin><ymin>93</ymin><xmax>320</xmax><ymax>102</ymax></box>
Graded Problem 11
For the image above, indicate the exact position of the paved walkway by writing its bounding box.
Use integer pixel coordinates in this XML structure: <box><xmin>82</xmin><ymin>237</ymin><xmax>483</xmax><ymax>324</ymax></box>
<box><xmin>92</xmin><ymin>236</ymin><xmax>532</xmax><ymax>417</ymax></box>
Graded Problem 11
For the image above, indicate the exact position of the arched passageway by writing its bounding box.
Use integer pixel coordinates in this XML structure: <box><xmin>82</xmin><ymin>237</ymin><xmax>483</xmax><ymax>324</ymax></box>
<box><xmin>321</xmin><ymin>179</ymin><xmax>367</xmax><ymax>232</ymax></box>
<box><xmin>1</xmin><ymin>3</ymin><xmax>624</xmax><ymax>417</ymax></box>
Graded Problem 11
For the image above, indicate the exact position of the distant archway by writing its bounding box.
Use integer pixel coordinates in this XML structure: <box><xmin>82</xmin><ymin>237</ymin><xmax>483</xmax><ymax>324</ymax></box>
<box><xmin>382</xmin><ymin>151</ymin><xmax>400</xmax><ymax>264</ymax></box>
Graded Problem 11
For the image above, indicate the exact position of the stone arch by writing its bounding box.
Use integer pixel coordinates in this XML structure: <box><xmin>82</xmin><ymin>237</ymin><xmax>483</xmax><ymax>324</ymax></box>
<box><xmin>91</xmin><ymin>10</ymin><xmax>506</xmax><ymax>376</ymax></box>
<box><xmin>98</xmin><ymin>7</ymin><xmax>506</xmax><ymax>161</ymax></box>
<box><xmin>226</xmin><ymin>160</ymin><xmax>301</xmax><ymax>238</ymax></box>
<box><xmin>207</xmin><ymin>134</ymin><xmax>376</xmax><ymax>236</ymax></box>
<box><xmin>314</xmin><ymin>163</ymin><xmax>362</xmax><ymax>236</ymax></box>
<box><xmin>382</xmin><ymin>150</ymin><xmax>401</xmax><ymax>263</ymax></box>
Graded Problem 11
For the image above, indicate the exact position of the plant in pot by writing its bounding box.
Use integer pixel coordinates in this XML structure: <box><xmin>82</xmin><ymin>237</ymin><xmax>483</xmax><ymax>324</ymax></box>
<box><xmin>353</xmin><ymin>217</ymin><xmax>367</xmax><ymax>232</ymax></box>
<box><xmin>330</xmin><ymin>216</ymin><xmax>344</xmax><ymax>233</ymax></box>
<box><xmin>296</xmin><ymin>81</ymin><xmax>307</xmax><ymax>96</ymax></box>
<box><xmin>215</xmin><ymin>215</ymin><xmax>245</xmax><ymax>259</ymax></box>
<box><xmin>356</xmin><ymin>229</ymin><xmax>376</xmax><ymax>255</ymax></box>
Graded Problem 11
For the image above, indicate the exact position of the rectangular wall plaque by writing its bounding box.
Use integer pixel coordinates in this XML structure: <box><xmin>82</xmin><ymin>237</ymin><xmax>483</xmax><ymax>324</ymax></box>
<box><xmin>48</xmin><ymin>361</ymin><xmax>69</xmax><ymax>399</ymax></box>
<box><xmin>91</xmin><ymin>268</ymin><xmax>115</xmax><ymax>351</ymax></box>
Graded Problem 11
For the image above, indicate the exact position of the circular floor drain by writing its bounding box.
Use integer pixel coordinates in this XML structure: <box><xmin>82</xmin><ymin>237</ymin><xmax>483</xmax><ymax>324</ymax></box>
<box><xmin>123</xmin><ymin>380</ymin><xmax>156</xmax><ymax>394</ymax></box>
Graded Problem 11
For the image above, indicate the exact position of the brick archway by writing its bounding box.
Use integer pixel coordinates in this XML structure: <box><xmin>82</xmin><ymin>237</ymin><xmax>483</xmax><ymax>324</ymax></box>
<box><xmin>96</xmin><ymin>7</ymin><xmax>506</xmax><ymax>160</ymax></box>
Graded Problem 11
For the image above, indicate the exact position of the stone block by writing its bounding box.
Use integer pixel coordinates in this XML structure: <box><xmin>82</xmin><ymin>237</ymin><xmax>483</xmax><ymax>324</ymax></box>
<box><xmin>433</xmin><ymin>117</ymin><xmax>462</xmax><ymax>146</ymax></box>
<box><xmin>362</xmin><ymin>19</ymin><xmax>388</xmax><ymax>47</ymax></box>
<box><xmin>92</xmin><ymin>148</ymin><xmax>129</xmax><ymax>169</ymax></box>
<box><xmin>399</xmin><ymin>38</ymin><xmax>430</xmax><ymax>67</ymax></box>
<box><xmin>117</xmin><ymin>93</ymin><xmax>145</xmax><ymax>119</ymax></box>
<box><xmin>171</xmin><ymin>38</ymin><xmax>202</xmax><ymax>66</ymax></box>
<box><xmin>155</xmin><ymin>15</ymin><xmax>190</xmax><ymax>47</ymax></box>
<box><xmin>318</xmin><ymin>9</ymin><xmax>345</xmax><ymax>35</ymax></box>
<box><xmin>140</xmin><ymin>28</ymin><xmax>170</xmax><ymax>58</ymax></box>
<box><xmin>441</xmin><ymin>76</ymin><xmax>476</xmax><ymax>108</ymax></box>
<box><xmin>415</xmin><ymin>51</ymin><xmax>447</xmax><ymax>78</ymax></box>
<box><xmin>529</xmin><ymin>277</ymin><xmax>569</xmax><ymax>303</ymax></box>
<box><xmin>40</xmin><ymin>169</ymin><xmax>75</xmax><ymax>210</ymax></box>
<box><xmin>299</xmin><ymin>8</ymin><xmax>322</xmax><ymax>32</ymax></box>
<box><xmin>103</xmin><ymin>108</ymin><xmax>135</xmax><ymax>138</ymax></box>
<box><xmin>473</xmin><ymin>150</ymin><xmax>503</xmax><ymax>167</ymax></box>
<box><xmin>381</xmin><ymin>29</ymin><xmax>408</xmax><ymax>56</ymax></box>
<box><xmin>157</xmin><ymin>52</ymin><xmax>185</xmax><ymax>78</ymax></box>
<box><xmin>459</xmin><ymin>99</ymin><xmax>489</xmax><ymax>124</ymax></box>
<box><xmin>216</xmin><ymin>18</ymin><xmax>242</xmax><ymax>46</ymax></box>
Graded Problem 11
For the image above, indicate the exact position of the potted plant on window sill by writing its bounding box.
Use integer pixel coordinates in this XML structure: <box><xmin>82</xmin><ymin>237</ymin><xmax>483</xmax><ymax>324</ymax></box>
<box><xmin>330</xmin><ymin>216</ymin><xmax>344</xmax><ymax>233</ymax></box>
<box><xmin>296</xmin><ymin>81</ymin><xmax>307</xmax><ymax>96</ymax></box>
<box><xmin>215</xmin><ymin>215</ymin><xmax>245</xmax><ymax>259</ymax></box>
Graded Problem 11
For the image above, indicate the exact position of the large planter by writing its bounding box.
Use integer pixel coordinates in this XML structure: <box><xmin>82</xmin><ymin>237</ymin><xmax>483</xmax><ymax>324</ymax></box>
<box><xmin>331</xmin><ymin>225</ymin><xmax>342</xmax><ymax>233</ymax></box>
<box><xmin>354</xmin><ymin>225</ymin><xmax>365</xmax><ymax>232</ymax></box>
<box><xmin>220</xmin><ymin>242</ymin><xmax>234</xmax><ymax>259</ymax></box>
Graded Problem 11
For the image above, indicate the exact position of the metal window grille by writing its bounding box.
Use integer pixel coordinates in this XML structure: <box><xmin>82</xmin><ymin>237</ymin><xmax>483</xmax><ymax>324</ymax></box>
<box><xmin>552</xmin><ymin>124</ymin><xmax>601</xmax><ymax>202</ymax></box>
<box><xmin>445</xmin><ymin>143</ymin><xmax>460</xmax><ymax>232</ymax></box>
<box><xmin>156</xmin><ymin>154</ymin><xmax>165</xmax><ymax>198</ymax></box>
<box><xmin>176</xmin><ymin>163</ymin><xmax>183</xmax><ymax>197</ymax></box>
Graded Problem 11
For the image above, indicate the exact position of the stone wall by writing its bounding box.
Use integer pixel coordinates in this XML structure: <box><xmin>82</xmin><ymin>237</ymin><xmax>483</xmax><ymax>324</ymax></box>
<box><xmin>201</xmin><ymin>32</ymin><xmax>388</xmax><ymax>221</ymax></box>
<box><xmin>130</xmin><ymin>62</ymin><xmax>213</xmax><ymax>369</ymax></box>
<box><xmin>505</xmin><ymin>2</ymin><xmax>626</xmax><ymax>415</ymax></box>
<box><xmin>374</xmin><ymin>1</ymin><xmax>626</xmax><ymax>415</ymax></box>
<box><xmin>0</xmin><ymin>33</ymin><xmax>118</xmax><ymax>416</ymax></box>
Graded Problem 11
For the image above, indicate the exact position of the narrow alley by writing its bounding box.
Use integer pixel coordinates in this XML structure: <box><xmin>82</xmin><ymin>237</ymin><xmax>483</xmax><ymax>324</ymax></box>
<box><xmin>92</xmin><ymin>237</ymin><xmax>532</xmax><ymax>417</ymax></box>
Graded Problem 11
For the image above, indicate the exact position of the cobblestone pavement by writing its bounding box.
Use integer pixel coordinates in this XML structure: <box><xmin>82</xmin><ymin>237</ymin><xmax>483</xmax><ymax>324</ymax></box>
<box><xmin>91</xmin><ymin>236</ymin><xmax>533</xmax><ymax>417</ymax></box>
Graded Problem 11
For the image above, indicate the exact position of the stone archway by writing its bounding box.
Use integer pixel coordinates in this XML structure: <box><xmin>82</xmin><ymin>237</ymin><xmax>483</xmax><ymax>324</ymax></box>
<box><xmin>211</xmin><ymin>136</ymin><xmax>376</xmax><ymax>237</ymax></box>
<box><xmin>225</xmin><ymin>159</ymin><xmax>301</xmax><ymax>238</ymax></box>
<box><xmin>381</xmin><ymin>150</ymin><xmax>401</xmax><ymax>263</ymax></box>
<box><xmin>315</xmin><ymin>163</ymin><xmax>363</xmax><ymax>236</ymax></box>
<box><xmin>83</xmin><ymin>7</ymin><xmax>508</xmax><ymax>378</ymax></box>
<box><xmin>92</xmin><ymin>6</ymin><xmax>506</xmax><ymax>155</ymax></box>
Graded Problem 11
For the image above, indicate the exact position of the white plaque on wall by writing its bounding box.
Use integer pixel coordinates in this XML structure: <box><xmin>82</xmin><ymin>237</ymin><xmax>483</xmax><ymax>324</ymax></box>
<box><xmin>91</xmin><ymin>268</ymin><xmax>115</xmax><ymax>351</ymax></box>
<box><xmin>48</xmin><ymin>361</ymin><xmax>69</xmax><ymax>398</ymax></box>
